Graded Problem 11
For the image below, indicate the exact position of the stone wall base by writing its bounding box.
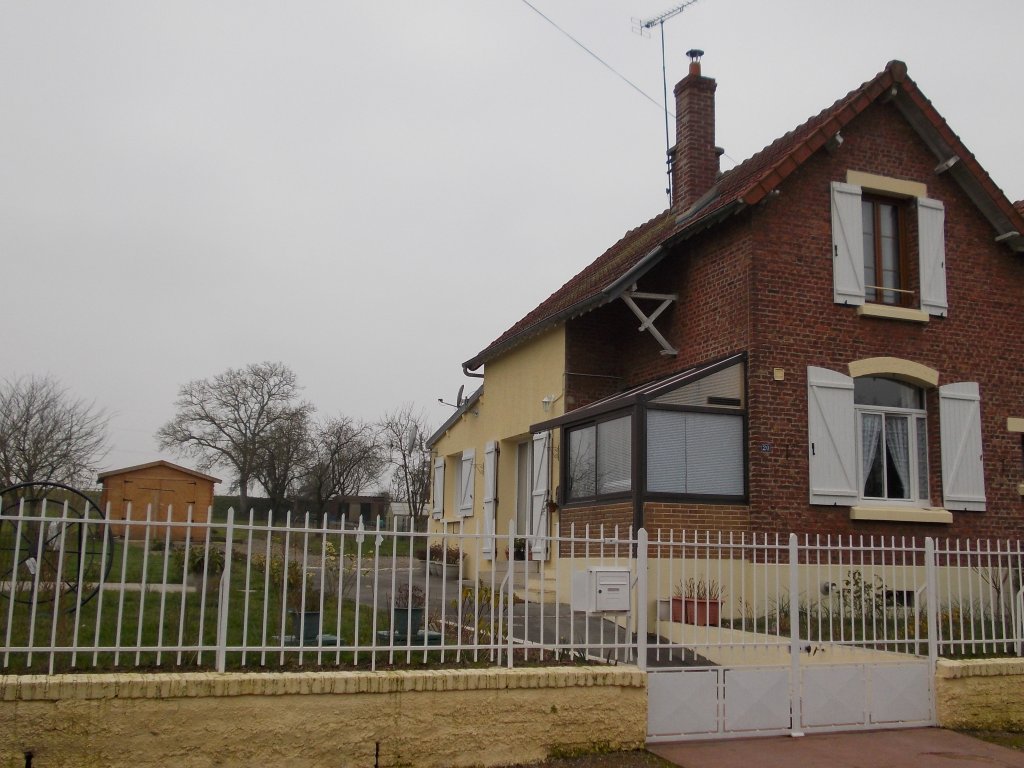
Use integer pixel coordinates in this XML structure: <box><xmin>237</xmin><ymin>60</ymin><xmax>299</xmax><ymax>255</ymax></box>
<box><xmin>1</xmin><ymin>667</ymin><xmax>646</xmax><ymax>768</ymax></box>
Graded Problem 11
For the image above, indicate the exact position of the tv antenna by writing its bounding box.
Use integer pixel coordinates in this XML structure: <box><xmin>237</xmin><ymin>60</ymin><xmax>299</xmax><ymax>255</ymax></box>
<box><xmin>632</xmin><ymin>0</ymin><xmax>701</xmax><ymax>204</ymax></box>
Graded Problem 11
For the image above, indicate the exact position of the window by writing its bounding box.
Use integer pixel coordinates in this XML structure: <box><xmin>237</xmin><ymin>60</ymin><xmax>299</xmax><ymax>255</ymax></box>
<box><xmin>831</xmin><ymin>180</ymin><xmax>947</xmax><ymax>316</ymax></box>
<box><xmin>861</xmin><ymin>196</ymin><xmax>907</xmax><ymax>306</ymax></box>
<box><xmin>808</xmin><ymin>365</ymin><xmax>986</xmax><ymax>513</ymax></box>
<box><xmin>647</xmin><ymin>410</ymin><xmax>744</xmax><ymax>496</ymax></box>
<box><xmin>552</xmin><ymin>356</ymin><xmax>747</xmax><ymax>505</ymax></box>
<box><xmin>566</xmin><ymin>415</ymin><xmax>631</xmax><ymax>500</ymax></box>
<box><xmin>854</xmin><ymin>377</ymin><xmax>928</xmax><ymax>502</ymax></box>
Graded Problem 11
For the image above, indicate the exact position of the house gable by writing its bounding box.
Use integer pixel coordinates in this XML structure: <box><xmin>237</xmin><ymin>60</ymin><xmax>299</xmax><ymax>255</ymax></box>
<box><xmin>465</xmin><ymin>60</ymin><xmax>1024</xmax><ymax>379</ymax></box>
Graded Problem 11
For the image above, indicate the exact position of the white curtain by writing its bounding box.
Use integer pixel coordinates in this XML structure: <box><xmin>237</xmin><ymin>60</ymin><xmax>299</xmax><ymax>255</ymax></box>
<box><xmin>860</xmin><ymin>413</ymin><xmax>883</xmax><ymax>495</ymax></box>
<box><xmin>887</xmin><ymin>416</ymin><xmax>911</xmax><ymax>498</ymax></box>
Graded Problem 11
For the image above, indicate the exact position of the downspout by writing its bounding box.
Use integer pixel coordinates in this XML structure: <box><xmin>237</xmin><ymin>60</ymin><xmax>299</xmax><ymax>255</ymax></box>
<box><xmin>462</xmin><ymin>363</ymin><xmax>484</xmax><ymax>379</ymax></box>
<box><xmin>632</xmin><ymin>402</ymin><xmax>644</xmax><ymax>534</ymax></box>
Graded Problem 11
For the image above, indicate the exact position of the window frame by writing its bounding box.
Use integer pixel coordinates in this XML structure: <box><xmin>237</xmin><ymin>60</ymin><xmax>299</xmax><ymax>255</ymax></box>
<box><xmin>808</xmin><ymin>365</ymin><xmax>986</xmax><ymax>515</ymax></box>
<box><xmin>554</xmin><ymin>355</ymin><xmax>749</xmax><ymax>507</ymax></box>
<box><xmin>830</xmin><ymin>180</ymin><xmax>947</xmax><ymax>317</ymax></box>
<box><xmin>861</xmin><ymin>193</ymin><xmax>910</xmax><ymax>307</ymax></box>
<box><xmin>853</xmin><ymin>376</ymin><xmax>928</xmax><ymax>506</ymax></box>
<box><xmin>564</xmin><ymin>411</ymin><xmax>634</xmax><ymax>504</ymax></box>
<box><xmin>643</xmin><ymin>402</ymin><xmax>748</xmax><ymax>503</ymax></box>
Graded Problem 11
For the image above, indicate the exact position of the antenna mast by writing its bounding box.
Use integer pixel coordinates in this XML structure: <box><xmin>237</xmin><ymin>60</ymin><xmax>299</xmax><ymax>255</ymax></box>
<box><xmin>632</xmin><ymin>0</ymin><xmax>701</xmax><ymax>204</ymax></box>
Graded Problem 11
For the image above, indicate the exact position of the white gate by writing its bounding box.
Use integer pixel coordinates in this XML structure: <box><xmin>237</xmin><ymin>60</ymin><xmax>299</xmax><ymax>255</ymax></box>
<box><xmin>648</xmin><ymin>659</ymin><xmax>933</xmax><ymax>741</ymax></box>
<box><xmin>642</xmin><ymin>532</ymin><xmax>939</xmax><ymax>742</ymax></box>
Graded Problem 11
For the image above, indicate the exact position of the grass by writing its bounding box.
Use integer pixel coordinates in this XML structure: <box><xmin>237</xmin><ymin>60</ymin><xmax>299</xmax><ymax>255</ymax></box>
<box><xmin>1</xmin><ymin>535</ymin><xmax>507</xmax><ymax>673</ymax></box>
<box><xmin>962</xmin><ymin>730</ymin><xmax>1024</xmax><ymax>751</ymax></box>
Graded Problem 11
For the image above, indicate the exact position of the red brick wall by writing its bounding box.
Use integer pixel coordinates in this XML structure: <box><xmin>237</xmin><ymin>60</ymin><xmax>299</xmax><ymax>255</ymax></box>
<box><xmin>558</xmin><ymin>99</ymin><xmax>1024</xmax><ymax>542</ymax></box>
<box><xmin>744</xmin><ymin>99</ymin><xmax>1024</xmax><ymax>540</ymax></box>
<box><xmin>559</xmin><ymin>503</ymin><xmax>633</xmax><ymax>557</ymax></box>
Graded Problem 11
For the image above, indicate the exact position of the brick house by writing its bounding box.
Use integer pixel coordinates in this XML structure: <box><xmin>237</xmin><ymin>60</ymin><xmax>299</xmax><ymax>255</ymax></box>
<box><xmin>428</xmin><ymin>57</ymin><xmax>1024</xmax><ymax>571</ymax></box>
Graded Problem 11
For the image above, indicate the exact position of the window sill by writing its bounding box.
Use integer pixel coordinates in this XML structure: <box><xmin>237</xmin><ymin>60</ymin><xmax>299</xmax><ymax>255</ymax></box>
<box><xmin>850</xmin><ymin>505</ymin><xmax>952</xmax><ymax>524</ymax></box>
<box><xmin>855</xmin><ymin>304</ymin><xmax>929</xmax><ymax>323</ymax></box>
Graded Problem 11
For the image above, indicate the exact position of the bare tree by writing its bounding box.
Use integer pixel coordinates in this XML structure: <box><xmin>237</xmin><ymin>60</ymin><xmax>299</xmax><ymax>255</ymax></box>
<box><xmin>0</xmin><ymin>375</ymin><xmax>109</xmax><ymax>488</ymax></box>
<box><xmin>302</xmin><ymin>416</ymin><xmax>386</xmax><ymax>524</ymax></box>
<box><xmin>253</xmin><ymin>408</ymin><xmax>312</xmax><ymax>518</ymax></box>
<box><xmin>380</xmin><ymin>405</ymin><xmax>432</xmax><ymax>530</ymax></box>
<box><xmin>156</xmin><ymin>362</ymin><xmax>311</xmax><ymax>515</ymax></box>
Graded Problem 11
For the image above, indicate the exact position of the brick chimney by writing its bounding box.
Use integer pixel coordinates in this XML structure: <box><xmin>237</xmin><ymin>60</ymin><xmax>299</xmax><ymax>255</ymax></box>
<box><xmin>672</xmin><ymin>50</ymin><xmax>719</xmax><ymax>212</ymax></box>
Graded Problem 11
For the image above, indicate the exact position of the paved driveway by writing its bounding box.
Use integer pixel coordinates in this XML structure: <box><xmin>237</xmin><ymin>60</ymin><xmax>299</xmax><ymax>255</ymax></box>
<box><xmin>648</xmin><ymin>728</ymin><xmax>1024</xmax><ymax>768</ymax></box>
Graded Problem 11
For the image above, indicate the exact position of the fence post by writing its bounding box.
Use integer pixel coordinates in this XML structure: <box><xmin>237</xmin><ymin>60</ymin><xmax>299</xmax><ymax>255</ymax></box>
<box><xmin>788</xmin><ymin>533</ymin><xmax>804</xmax><ymax>737</ymax></box>
<box><xmin>925</xmin><ymin>537</ymin><xmax>938</xmax><ymax>670</ymax></box>
<box><xmin>216</xmin><ymin>507</ymin><xmax>235</xmax><ymax>673</ymax></box>
<box><xmin>636</xmin><ymin>528</ymin><xmax>648</xmax><ymax>670</ymax></box>
<box><xmin>506</xmin><ymin>519</ymin><xmax>515</xmax><ymax>669</ymax></box>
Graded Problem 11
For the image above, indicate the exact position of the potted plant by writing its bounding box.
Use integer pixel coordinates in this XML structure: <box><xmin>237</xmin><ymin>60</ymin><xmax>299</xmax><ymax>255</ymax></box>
<box><xmin>506</xmin><ymin>538</ymin><xmax>531</xmax><ymax>561</ymax></box>
<box><xmin>427</xmin><ymin>542</ymin><xmax>464</xmax><ymax>578</ymax></box>
<box><xmin>390</xmin><ymin>583</ymin><xmax>426</xmax><ymax>639</ymax></box>
<box><xmin>671</xmin><ymin>578</ymin><xmax>725</xmax><ymax>626</ymax></box>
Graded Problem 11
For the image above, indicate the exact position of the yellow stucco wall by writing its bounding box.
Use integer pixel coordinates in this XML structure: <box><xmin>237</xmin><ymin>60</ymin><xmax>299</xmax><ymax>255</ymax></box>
<box><xmin>934</xmin><ymin>658</ymin><xmax>1024</xmax><ymax>731</ymax></box>
<box><xmin>0</xmin><ymin>666</ymin><xmax>645</xmax><ymax>768</ymax></box>
<box><xmin>431</xmin><ymin>328</ymin><xmax>566</xmax><ymax>569</ymax></box>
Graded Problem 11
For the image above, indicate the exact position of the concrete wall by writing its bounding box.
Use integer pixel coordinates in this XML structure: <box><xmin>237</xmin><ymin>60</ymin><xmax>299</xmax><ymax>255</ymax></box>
<box><xmin>1</xmin><ymin>666</ymin><xmax>645</xmax><ymax>768</ymax></box>
<box><xmin>935</xmin><ymin>658</ymin><xmax>1024</xmax><ymax>731</ymax></box>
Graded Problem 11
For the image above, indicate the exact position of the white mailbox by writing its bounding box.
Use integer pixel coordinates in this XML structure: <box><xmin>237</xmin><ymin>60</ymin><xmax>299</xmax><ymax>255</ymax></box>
<box><xmin>571</xmin><ymin>567</ymin><xmax>631</xmax><ymax>613</ymax></box>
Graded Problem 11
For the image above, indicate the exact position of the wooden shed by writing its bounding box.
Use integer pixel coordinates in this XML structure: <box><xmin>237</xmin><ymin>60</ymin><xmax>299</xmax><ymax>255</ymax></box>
<box><xmin>98</xmin><ymin>461</ymin><xmax>221</xmax><ymax>542</ymax></box>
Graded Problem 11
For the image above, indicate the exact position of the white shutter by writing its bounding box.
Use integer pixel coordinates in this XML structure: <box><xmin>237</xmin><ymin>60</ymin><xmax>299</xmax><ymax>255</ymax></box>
<box><xmin>530</xmin><ymin>431</ymin><xmax>551</xmax><ymax>559</ymax></box>
<box><xmin>918</xmin><ymin>197</ymin><xmax>947</xmax><ymax>317</ymax></box>
<box><xmin>807</xmin><ymin>366</ymin><xmax>859</xmax><ymax>505</ymax></box>
<box><xmin>432</xmin><ymin>457</ymin><xmax>445</xmax><ymax>519</ymax></box>
<box><xmin>940</xmin><ymin>382</ymin><xmax>986</xmax><ymax>511</ymax></box>
<box><xmin>831</xmin><ymin>182</ymin><xmax>865</xmax><ymax>306</ymax></box>
<box><xmin>482</xmin><ymin>441</ymin><xmax>497</xmax><ymax>559</ymax></box>
<box><xmin>458</xmin><ymin>449</ymin><xmax>475</xmax><ymax>517</ymax></box>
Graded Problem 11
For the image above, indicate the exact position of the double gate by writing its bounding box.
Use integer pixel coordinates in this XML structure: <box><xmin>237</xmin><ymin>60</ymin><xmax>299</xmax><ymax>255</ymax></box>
<box><xmin>647</xmin><ymin>653</ymin><xmax>933</xmax><ymax>741</ymax></box>
<box><xmin>640</xmin><ymin>532</ymin><xmax>939</xmax><ymax>741</ymax></box>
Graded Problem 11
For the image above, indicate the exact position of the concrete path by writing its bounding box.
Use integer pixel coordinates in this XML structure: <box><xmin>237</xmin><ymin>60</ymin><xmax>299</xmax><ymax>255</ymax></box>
<box><xmin>648</xmin><ymin>728</ymin><xmax>1024</xmax><ymax>768</ymax></box>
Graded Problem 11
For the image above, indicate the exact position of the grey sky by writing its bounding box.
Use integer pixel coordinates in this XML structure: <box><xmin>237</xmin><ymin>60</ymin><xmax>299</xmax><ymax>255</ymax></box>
<box><xmin>3</xmin><ymin>1</ymin><xmax>1021</xmax><ymax>481</ymax></box>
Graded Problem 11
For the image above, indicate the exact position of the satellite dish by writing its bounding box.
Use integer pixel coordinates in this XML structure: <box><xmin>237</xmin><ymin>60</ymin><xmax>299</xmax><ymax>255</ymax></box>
<box><xmin>406</xmin><ymin>425</ymin><xmax>418</xmax><ymax>453</ymax></box>
<box><xmin>456</xmin><ymin>384</ymin><xmax>465</xmax><ymax>407</ymax></box>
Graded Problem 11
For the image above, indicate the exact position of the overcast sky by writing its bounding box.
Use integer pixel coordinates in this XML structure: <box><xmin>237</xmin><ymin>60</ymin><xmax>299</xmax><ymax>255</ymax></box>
<box><xmin>3</xmin><ymin>1</ymin><xmax>1022</xmax><ymax>483</ymax></box>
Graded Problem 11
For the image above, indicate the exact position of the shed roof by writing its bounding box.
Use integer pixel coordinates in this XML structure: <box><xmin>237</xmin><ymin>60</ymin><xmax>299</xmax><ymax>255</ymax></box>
<box><xmin>97</xmin><ymin>460</ymin><xmax>221</xmax><ymax>484</ymax></box>
<box><xmin>464</xmin><ymin>60</ymin><xmax>1024</xmax><ymax>372</ymax></box>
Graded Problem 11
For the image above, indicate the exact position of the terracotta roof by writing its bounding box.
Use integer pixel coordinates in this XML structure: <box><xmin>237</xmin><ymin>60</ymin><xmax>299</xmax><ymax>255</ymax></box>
<box><xmin>464</xmin><ymin>61</ymin><xmax>1024</xmax><ymax>371</ymax></box>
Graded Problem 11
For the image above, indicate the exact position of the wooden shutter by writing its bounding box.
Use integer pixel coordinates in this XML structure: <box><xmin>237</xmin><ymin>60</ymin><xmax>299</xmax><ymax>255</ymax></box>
<box><xmin>831</xmin><ymin>182</ymin><xmax>865</xmax><ymax>306</ymax></box>
<box><xmin>940</xmin><ymin>382</ymin><xmax>986</xmax><ymax>511</ymax></box>
<box><xmin>458</xmin><ymin>449</ymin><xmax>475</xmax><ymax>517</ymax></box>
<box><xmin>530</xmin><ymin>431</ymin><xmax>550</xmax><ymax>559</ymax></box>
<box><xmin>432</xmin><ymin>458</ymin><xmax>445</xmax><ymax>519</ymax></box>
<box><xmin>918</xmin><ymin>197</ymin><xmax>948</xmax><ymax>317</ymax></box>
<box><xmin>807</xmin><ymin>366</ymin><xmax>858</xmax><ymax>505</ymax></box>
<box><xmin>482</xmin><ymin>441</ymin><xmax>497</xmax><ymax>559</ymax></box>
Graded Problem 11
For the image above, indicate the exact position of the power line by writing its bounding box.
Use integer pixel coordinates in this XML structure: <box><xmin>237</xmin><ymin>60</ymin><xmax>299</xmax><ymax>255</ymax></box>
<box><xmin>518</xmin><ymin>0</ymin><xmax>667</xmax><ymax>115</ymax></box>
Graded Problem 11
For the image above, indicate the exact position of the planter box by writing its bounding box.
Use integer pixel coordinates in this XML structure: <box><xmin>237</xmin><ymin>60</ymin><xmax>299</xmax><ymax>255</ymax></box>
<box><xmin>428</xmin><ymin>562</ymin><xmax>460</xmax><ymax>578</ymax></box>
<box><xmin>671</xmin><ymin>597</ymin><xmax>721</xmax><ymax>626</ymax></box>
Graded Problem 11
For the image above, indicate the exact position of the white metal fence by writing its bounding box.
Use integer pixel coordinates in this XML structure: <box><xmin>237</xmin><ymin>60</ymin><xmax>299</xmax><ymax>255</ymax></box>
<box><xmin>1</xmin><ymin>497</ymin><xmax>1022</xmax><ymax>675</ymax></box>
<box><xmin>642</xmin><ymin>530</ymin><xmax>1024</xmax><ymax>667</ymax></box>
<box><xmin>0</xmin><ymin>500</ymin><xmax>639</xmax><ymax>674</ymax></box>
